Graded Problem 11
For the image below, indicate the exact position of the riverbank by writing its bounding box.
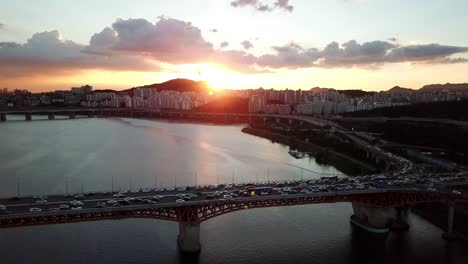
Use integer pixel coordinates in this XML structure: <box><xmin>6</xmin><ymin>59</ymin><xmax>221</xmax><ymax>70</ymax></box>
<box><xmin>241</xmin><ymin>127</ymin><xmax>379</xmax><ymax>176</ymax></box>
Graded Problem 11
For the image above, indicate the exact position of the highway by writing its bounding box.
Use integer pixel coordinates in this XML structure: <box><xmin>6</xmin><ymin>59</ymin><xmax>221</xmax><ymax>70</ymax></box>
<box><xmin>1</xmin><ymin>171</ymin><xmax>467</xmax><ymax>220</ymax></box>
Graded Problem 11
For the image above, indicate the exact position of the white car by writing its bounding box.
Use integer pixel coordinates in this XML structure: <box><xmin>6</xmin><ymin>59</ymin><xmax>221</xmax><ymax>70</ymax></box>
<box><xmin>107</xmin><ymin>200</ymin><xmax>118</xmax><ymax>204</ymax></box>
<box><xmin>176</xmin><ymin>199</ymin><xmax>185</xmax><ymax>203</ymax></box>
<box><xmin>0</xmin><ymin>204</ymin><xmax>6</xmax><ymax>211</ymax></box>
<box><xmin>35</xmin><ymin>200</ymin><xmax>48</xmax><ymax>204</ymax></box>
<box><xmin>29</xmin><ymin>207</ymin><xmax>42</xmax><ymax>212</ymax></box>
<box><xmin>452</xmin><ymin>190</ymin><xmax>462</xmax><ymax>195</ymax></box>
<box><xmin>71</xmin><ymin>207</ymin><xmax>83</xmax><ymax>210</ymax></box>
<box><xmin>59</xmin><ymin>204</ymin><xmax>70</xmax><ymax>210</ymax></box>
<box><xmin>223</xmin><ymin>195</ymin><xmax>233</xmax><ymax>200</ymax></box>
<box><xmin>70</xmin><ymin>200</ymin><xmax>83</xmax><ymax>206</ymax></box>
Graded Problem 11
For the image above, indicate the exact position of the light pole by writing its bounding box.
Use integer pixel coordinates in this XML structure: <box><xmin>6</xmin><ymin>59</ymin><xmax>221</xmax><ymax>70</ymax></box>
<box><xmin>17</xmin><ymin>176</ymin><xmax>20</xmax><ymax>198</ymax></box>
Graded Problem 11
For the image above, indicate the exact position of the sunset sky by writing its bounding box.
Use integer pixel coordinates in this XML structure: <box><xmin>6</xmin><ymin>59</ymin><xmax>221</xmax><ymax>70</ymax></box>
<box><xmin>1</xmin><ymin>0</ymin><xmax>468</xmax><ymax>92</ymax></box>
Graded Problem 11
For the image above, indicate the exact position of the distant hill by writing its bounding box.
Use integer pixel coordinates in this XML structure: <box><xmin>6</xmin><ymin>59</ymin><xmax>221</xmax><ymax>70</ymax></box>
<box><xmin>387</xmin><ymin>86</ymin><xmax>414</xmax><ymax>93</ymax></box>
<box><xmin>419</xmin><ymin>83</ymin><xmax>468</xmax><ymax>92</ymax></box>
<box><xmin>123</xmin><ymin>79</ymin><xmax>211</xmax><ymax>96</ymax></box>
<box><xmin>337</xmin><ymin>89</ymin><xmax>376</xmax><ymax>98</ymax></box>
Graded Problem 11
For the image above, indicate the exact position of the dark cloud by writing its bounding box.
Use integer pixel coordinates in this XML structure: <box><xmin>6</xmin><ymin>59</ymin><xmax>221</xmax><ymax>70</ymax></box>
<box><xmin>230</xmin><ymin>0</ymin><xmax>259</xmax><ymax>8</ymax></box>
<box><xmin>274</xmin><ymin>0</ymin><xmax>294</xmax><ymax>12</ymax></box>
<box><xmin>318</xmin><ymin>40</ymin><xmax>397</xmax><ymax>67</ymax></box>
<box><xmin>87</xmin><ymin>18</ymin><xmax>213</xmax><ymax>64</ymax></box>
<box><xmin>256</xmin><ymin>40</ymin><xmax>468</xmax><ymax>69</ymax></box>
<box><xmin>230</xmin><ymin>0</ymin><xmax>294</xmax><ymax>12</ymax></box>
<box><xmin>386</xmin><ymin>44</ymin><xmax>468</xmax><ymax>63</ymax></box>
<box><xmin>0</xmin><ymin>30</ymin><xmax>158</xmax><ymax>77</ymax></box>
<box><xmin>257</xmin><ymin>43</ymin><xmax>321</xmax><ymax>69</ymax></box>
<box><xmin>241</xmin><ymin>40</ymin><xmax>254</xmax><ymax>49</ymax></box>
<box><xmin>2</xmin><ymin>17</ymin><xmax>467</xmax><ymax>78</ymax></box>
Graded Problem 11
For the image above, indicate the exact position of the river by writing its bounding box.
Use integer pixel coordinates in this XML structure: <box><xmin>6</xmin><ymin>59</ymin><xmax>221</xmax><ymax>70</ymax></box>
<box><xmin>0</xmin><ymin>116</ymin><xmax>467</xmax><ymax>264</ymax></box>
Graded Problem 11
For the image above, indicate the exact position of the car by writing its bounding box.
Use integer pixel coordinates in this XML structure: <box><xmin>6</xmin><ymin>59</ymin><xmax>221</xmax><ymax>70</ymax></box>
<box><xmin>223</xmin><ymin>195</ymin><xmax>233</xmax><ymax>200</ymax></box>
<box><xmin>452</xmin><ymin>190</ymin><xmax>462</xmax><ymax>195</ymax></box>
<box><xmin>427</xmin><ymin>188</ymin><xmax>436</xmax><ymax>191</ymax></box>
<box><xmin>74</xmin><ymin>194</ymin><xmax>84</xmax><ymax>198</ymax></box>
<box><xmin>113</xmin><ymin>193</ymin><xmax>125</xmax><ymax>198</ymax></box>
<box><xmin>95</xmin><ymin>203</ymin><xmax>106</xmax><ymax>208</ymax></box>
<box><xmin>70</xmin><ymin>200</ymin><xmax>83</xmax><ymax>206</ymax></box>
<box><xmin>176</xmin><ymin>199</ymin><xmax>185</xmax><ymax>203</ymax></box>
<box><xmin>29</xmin><ymin>207</ymin><xmax>42</xmax><ymax>212</ymax></box>
<box><xmin>118</xmin><ymin>200</ymin><xmax>131</xmax><ymax>205</ymax></box>
<box><xmin>71</xmin><ymin>207</ymin><xmax>82</xmax><ymax>210</ymax></box>
<box><xmin>48</xmin><ymin>208</ymin><xmax>60</xmax><ymax>212</ymax></box>
<box><xmin>0</xmin><ymin>204</ymin><xmax>6</xmax><ymax>211</ymax></box>
<box><xmin>59</xmin><ymin>204</ymin><xmax>70</xmax><ymax>210</ymax></box>
<box><xmin>107</xmin><ymin>200</ymin><xmax>118</xmax><ymax>204</ymax></box>
<box><xmin>35</xmin><ymin>200</ymin><xmax>48</xmax><ymax>204</ymax></box>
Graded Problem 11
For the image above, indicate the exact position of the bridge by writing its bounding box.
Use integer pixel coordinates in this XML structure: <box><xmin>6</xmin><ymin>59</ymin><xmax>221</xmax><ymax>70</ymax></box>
<box><xmin>1</xmin><ymin>172</ymin><xmax>467</xmax><ymax>252</ymax></box>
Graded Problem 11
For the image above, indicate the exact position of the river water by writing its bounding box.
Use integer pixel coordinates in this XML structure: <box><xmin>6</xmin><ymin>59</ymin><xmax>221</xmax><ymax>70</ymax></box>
<box><xmin>0</xmin><ymin>117</ymin><xmax>467</xmax><ymax>264</ymax></box>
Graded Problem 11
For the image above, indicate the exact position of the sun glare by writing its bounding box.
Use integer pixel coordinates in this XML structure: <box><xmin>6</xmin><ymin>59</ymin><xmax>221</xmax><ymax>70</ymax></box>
<box><xmin>176</xmin><ymin>63</ymin><xmax>242</xmax><ymax>90</ymax></box>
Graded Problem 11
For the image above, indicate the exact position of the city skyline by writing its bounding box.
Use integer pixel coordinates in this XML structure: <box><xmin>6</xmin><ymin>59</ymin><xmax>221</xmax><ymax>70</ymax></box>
<box><xmin>2</xmin><ymin>0</ymin><xmax>468</xmax><ymax>92</ymax></box>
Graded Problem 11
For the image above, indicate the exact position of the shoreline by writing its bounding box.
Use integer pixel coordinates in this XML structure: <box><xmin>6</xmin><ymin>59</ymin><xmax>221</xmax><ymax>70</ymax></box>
<box><xmin>241</xmin><ymin>127</ymin><xmax>379</xmax><ymax>176</ymax></box>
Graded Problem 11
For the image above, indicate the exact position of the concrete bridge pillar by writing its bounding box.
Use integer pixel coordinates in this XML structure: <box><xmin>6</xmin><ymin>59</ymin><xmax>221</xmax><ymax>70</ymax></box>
<box><xmin>69</xmin><ymin>113</ymin><xmax>76</xmax><ymax>119</ymax></box>
<box><xmin>25</xmin><ymin>113</ymin><xmax>32</xmax><ymax>121</ymax></box>
<box><xmin>178</xmin><ymin>222</ymin><xmax>201</xmax><ymax>253</ymax></box>
<box><xmin>0</xmin><ymin>113</ymin><xmax>6</xmax><ymax>122</ymax></box>
<box><xmin>87</xmin><ymin>112</ymin><xmax>94</xmax><ymax>118</ymax></box>
<box><xmin>443</xmin><ymin>203</ymin><xmax>456</xmax><ymax>240</ymax></box>
<box><xmin>48</xmin><ymin>113</ymin><xmax>55</xmax><ymax>120</ymax></box>
<box><xmin>389</xmin><ymin>207</ymin><xmax>410</xmax><ymax>231</ymax></box>
<box><xmin>351</xmin><ymin>202</ymin><xmax>409</xmax><ymax>233</ymax></box>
